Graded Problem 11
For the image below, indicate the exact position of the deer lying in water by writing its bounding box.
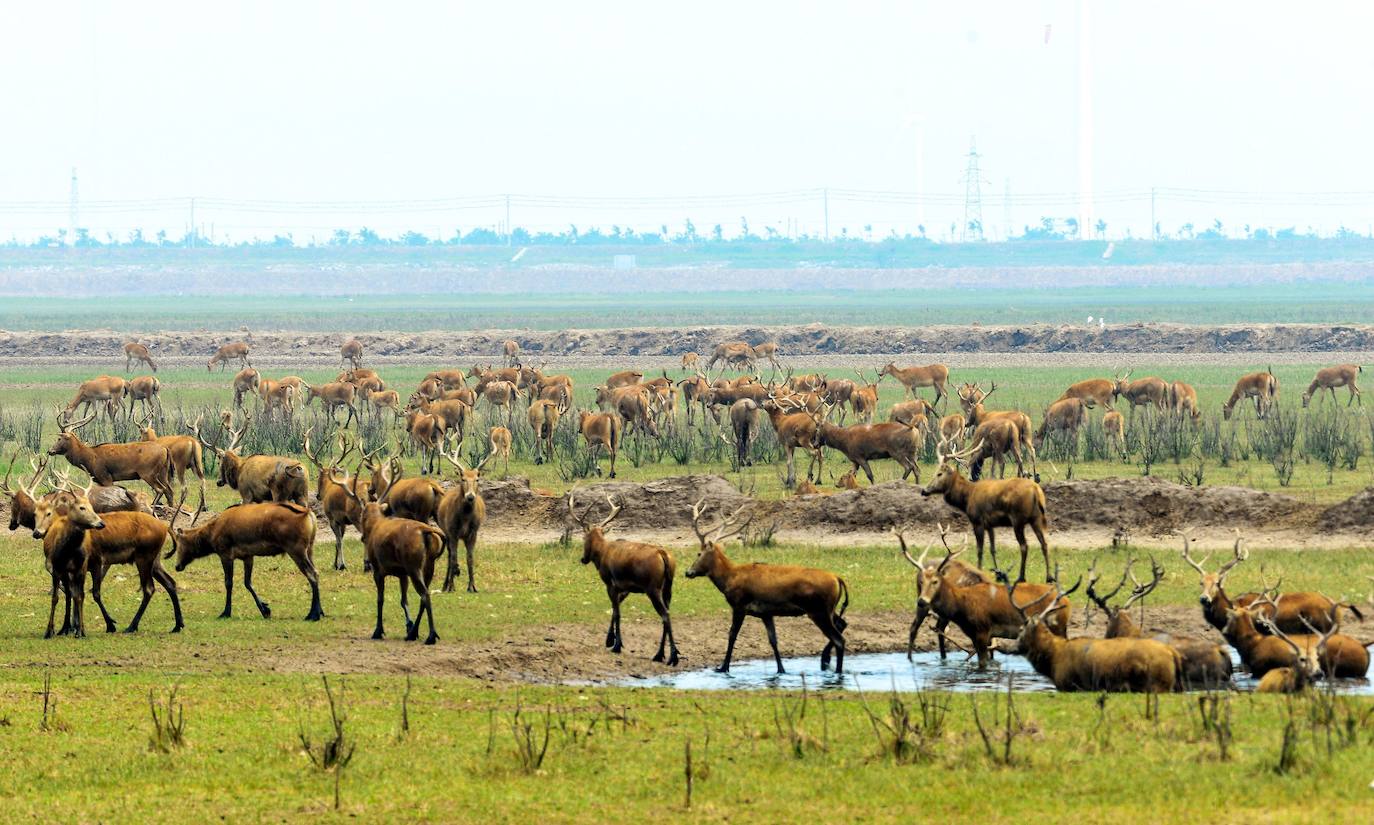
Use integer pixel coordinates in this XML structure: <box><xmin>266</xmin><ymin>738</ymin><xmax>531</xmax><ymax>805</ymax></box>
<box><xmin>569</xmin><ymin>488</ymin><xmax>680</xmax><ymax>666</ymax></box>
<box><xmin>686</xmin><ymin>499</ymin><xmax>848</xmax><ymax>674</ymax></box>
<box><xmin>1223</xmin><ymin>589</ymin><xmax>1369</xmax><ymax>680</ymax></box>
<box><xmin>1086</xmin><ymin>555</ymin><xmax>1232</xmax><ymax>689</ymax></box>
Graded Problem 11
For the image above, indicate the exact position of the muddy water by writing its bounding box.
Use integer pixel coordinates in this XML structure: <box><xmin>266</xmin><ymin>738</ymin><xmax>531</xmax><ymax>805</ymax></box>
<box><xmin>619</xmin><ymin>650</ymin><xmax>1374</xmax><ymax>694</ymax></box>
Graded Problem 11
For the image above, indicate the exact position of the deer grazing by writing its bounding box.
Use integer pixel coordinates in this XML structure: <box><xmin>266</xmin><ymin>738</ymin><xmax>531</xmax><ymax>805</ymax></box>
<box><xmin>340</xmin><ymin>337</ymin><xmax>364</xmax><ymax>369</ymax></box>
<box><xmin>878</xmin><ymin>362</ymin><xmax>950</xmax><ymax>407</ymax></box>
<box><xmin>1223</xmin><ymin>368</ymin><xmax>1278</xmax><ymax>420</ymax></box>
<box><xmin>1008</xmin><ymin>574</ymin><xmax>1182</xmax><ymax>692</ymax></box>
<box><xmin>957</xmin><ymin>382</ymin><xmax>1037</xmax><ymax>480</ymax></box>
<box><xmin>123</xmin><ymin>341</ymin><xmax>157</xmax><ymax>373</ymax></box>
<box><xmin>1302</xmin><ymin>364</ymin><xmax>1362</xmax><ymax>407</ymax></box>
<box><xmin>257</xmin><ymin>379</ymin><xmax>296</xmax><ymax>419</ymax></box>
<box><xmin>304</xmin><ymin>381</ymin><xmax>361</xmax><ymax>427</ymax></box>
<box><xmin>126</xmin><ymin>375</ymin><xmax>161</xmax><ymax>418</ymax></box>
<box><xmin>578</xmin><ymin>410</ymin><xmax>623</xmax><ymax>478</ymax></box>
<box><xmin>569</xmin><ymin>489</ymin><xmax>681</xmax><ymax>666</ymax></box>
<box><xmin>486</xmin><ymin>426</ymin><xmax>512</xmax><ymax>475</ymax></box>
<box><xmin>191</xmin><ymin>414</ymin><xmax>308</xmax><ymax>506</ymax></box>
<box><xmin>1085</xmin><ymin>555</ymin><xmax>1232</xmax><ymax>688</ymax></box>
<box><xmin>939</xmin><ymin>413</ymin><xmax>966</xmax><ymax>445</ymax></box>
<box><xmin>167</xmin><ymin>498</ymin><xmax>323</xmax><ymax>621</ymax></box>
<box><xmin>528</xmin><ymin>399</ymin><xmax>561</xmax><ymax>465</ymax></box>
<box><xmin>762</xmin><ymin>397</ymin><xmax>823</xmax><ymax>488</ymax></box>
<box><xmin>208</xmin><ymin>341</ymin><xmax>251</xmax><ymax>372</ymax></box>
<box><xmin>66</xmin><ymin>375</ymin><xmax>128</xmax><ymax>421</ymax></box>
<box><xmin>49</xmin><ymin>410</ymin><xmax>177</xmax><ymax>504</ymax></box>
<box><xmin>896</xmin><ymin>526</ymin><xmax>1067</xmax><ymax>668</ymax></box>
<box><xmin>437</xmin><ymin>445</ymin><xmax>488</xmax><ymax>593</ymax></box>
<box><xmin>706</xmin><ymin>341</ymin><xmax>756</xmax><ymax>373</ymax></box>
<box><xmin>921</xmin><ymin>436</ymin><xmax>1051</xmax><ymax>583</ymax></box>
<box><xmin>816</xmin><ymin>419</ymin><xmax>922</xmax><ymax>485</ymax></box>
<box><xmin>966</xmin><ymin>418</ymin><xmax>1027</xmax><ymax>480</ymax></box>
<box><xmin>686</xmin><ymin>500</ymin><xmax>848</xmax><ymax>674</ymax></box>
<box><xmin>1103</xmin><ymin>409</ymin><xmax>1125</xmax><ymax>457</ymax></box>
<box><xmin>1032</xmin><ymin>397</ymin><xmax>1088</xmax><ymax>452</ymax></box>
<box><xmin>888</xmin><ymin>398</ymin><xmax>935</xmax><ymax>431</ymax></box>
<box><xmin>1057</xmin><ymin>377</ymin><xmax>1115</xmax><ymax>410</ymax></box>
<box><xmin>1169</xmin><ymin>381</ymin><xmax>1202</xmax><ymax>423</ymax></box>
<box><xmin>1113</xmin><ymin>374</ymin><xmax>1169</xmax><ymax>418</ymax></box>
<box><xmin>368</xmin><ymin>389</ymin><xmax>402</xmax><ymax>418</ymax></box>
<box><xmin>231</xmin><ymin>367</ymin><xmax>261</xmax><ymax>409</ymax></box>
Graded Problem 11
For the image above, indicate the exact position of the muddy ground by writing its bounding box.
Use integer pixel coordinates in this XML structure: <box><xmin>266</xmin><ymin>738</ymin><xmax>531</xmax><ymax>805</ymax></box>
<box><xmin>6</xmin><ymin>323</ymin><xmax>1374</xmax><ymax>362</ymax></box>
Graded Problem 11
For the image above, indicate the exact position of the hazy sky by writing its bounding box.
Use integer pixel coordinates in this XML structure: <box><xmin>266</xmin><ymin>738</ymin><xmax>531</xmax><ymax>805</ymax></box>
<box><xmin>5</xmin><ymin>1</ymin><xmax>1374</xmax><ymax>241</ymax></box>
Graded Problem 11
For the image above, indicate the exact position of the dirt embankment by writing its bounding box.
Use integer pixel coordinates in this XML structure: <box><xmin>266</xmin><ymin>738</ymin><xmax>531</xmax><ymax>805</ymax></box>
<box><xmin>5</xmin><ymin>322</ymin><xmax>1374</xmax><ymax>359</ymax></box>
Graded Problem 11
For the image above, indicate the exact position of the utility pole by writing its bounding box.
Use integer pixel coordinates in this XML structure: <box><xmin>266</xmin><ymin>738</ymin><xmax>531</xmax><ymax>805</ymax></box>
<box><xmin>822</xmin><ymin>187</ymin><xmax>829</xmax><ymax>241</ymax></box>
<box><xmin>505</xmin><ymin>194</ymin><xmax>512</xmax><ymax>246</ymax></box>
<box><xmin>960</xmin><ymin>137</ymin><xmax>985</xmax><ymax>242</ymax></box>
<box><xmin>67</xmin><ymin>168</ymin><xmax>79</xmax><ymax>246</ymax></box>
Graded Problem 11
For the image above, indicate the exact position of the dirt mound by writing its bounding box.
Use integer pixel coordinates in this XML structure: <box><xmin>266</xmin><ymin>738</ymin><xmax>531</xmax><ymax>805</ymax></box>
<box><xmin>1044</xmin><ymin>477</ymin><xmax>1310</xmax><ymax>538</ymax></box>
<box><xmin>6</xmin><ymin>322</ymin><xmax>1374</xmax><ymax>359</ymax></box>
<box><xmin>1319</xmin><ymin>488</ymin><xmax>1374</xmax><ymax>533</ymax></box>
<box><xmin>480</xmin><ymin>474</ymin><xmax>749</xmax><ymax>535</ymax></box>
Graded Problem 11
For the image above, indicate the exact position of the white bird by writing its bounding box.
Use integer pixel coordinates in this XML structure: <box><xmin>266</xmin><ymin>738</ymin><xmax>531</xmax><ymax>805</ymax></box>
<box><xmin>1086</xmin><ymin>315</ymin><xmax>1094</xmax><ymax>324</ymax></box>
<box><xmin>1099</xmin><ymin>318</ymin><xmax>1106</xmax><ymax>330</ymax></box>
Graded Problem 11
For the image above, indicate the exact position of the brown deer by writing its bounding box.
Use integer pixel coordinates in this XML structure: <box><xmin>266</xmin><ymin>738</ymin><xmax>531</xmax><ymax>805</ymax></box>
<box><xmin>967</xmin><ymin>418</ymin><xmax>1026</xmax><ymax>480</ymax></box>
<box><xmin>403</xmin><ymin>409</ymin><xmax>444</xmax><ymax>475</ymax></box>
<box><xmin>706</xmin><ymin>341</ymin><xmax>756</xmax><ymax>373</ymax></box>
<box><xmin>897</xmin><ymin>526</ymin><xmax>1067</xmax><ymax>668</ymax></box>
<box><xmin>1085</xmin><ymin>556</ymin><xmax>1232</xmax><ymax>689</ymax></box>
<box><xmin>302</xmin><ymin>431</ymin><xmax>364</xmax><ymax>570</ymax></box>
<box><xmin>6</xmin><ymin>454</ymin><xmax>148</xmax><ymax>532</ymax></box>
<box><xmin>939</xmin><ymin>413</ymin><xmax>966</xmax><ymax>445</ymax></box>
<box><xmin>502</xmin><ymin>339</ymin><xmax>521</xmax><ymax>367</ymax></box>
<box><xmin>957</xmin><ymin>382</ymin><xmax>1037</xmax><ymax>480</ymax></box>
<box><xmin>1057</xmin><ymin>377</ymin><xmax>1115</xmax><ymax>410</ymax></box>
<box><xmin>1168</xmin><ymin>380</ymin><xmax>1202</xmax><ymax>423</ymax></box>
<box><xmin>33</xmin><ymin>486</ymin><xmax>185</xmax><ymax>636</ymax></box>
<box><xmin>686</xmin><ymin>500</ymin><xmax>848</xmax><ymax>674</ymax></box>
<box><xmin>605</xmin><ymin>385</ymin><xmax>659</xmax><ymax>440</ymax></box>
<box><xmin>369</xmin><ymin>389</ymin><xmax>402</xmax><ymax>418</ymax></box>
<box><xmin>336</xmin><ymin>470</ymin><xmax>444</xmax><ymax>643</ymax></box>
<box><xmin>488</xmin><ymin>426</ymin><xmax>512</xmax><ymax>475</ymax></box>
<box><xmin>340</xmin><ymin>338</ymin><xmax>364</xmax><ymax>370</ymax></box>
<box><xmin>1032</xmin><ymin>397</ymin><xmax>1088</xmax><ymax>452</ymax></box>
<box><xmin>1223</xmin><ymin>596</ymin><xmax>1368</xmax><ymax>679</ymax></box>
<box><xmin>304</xmin><ymin>381</ymin><xmax>360</xmax><ymax>427</ymax></box>
<box><xmin>817</xmin><ymin>419</ymin><xmax>922</xmax><ymax>484</ymax></box>
<box><xmin>821</xmin><ymin>376</ymin><xmax>857</xmax><ymax>423</ymax></box>
<box><xmin>835</xmin><ymin>469</ymin><xmax>861</xmax><ymax>490</ymax></box>
<box><xmin>578</xmin><ymin>410</ymin><xmax>622</xmax><ymax>477</ymax></box>
<box><xmin>424</xmin><ymin>368</ymin><xmax>468</xmax><ymax>391</ymax></box>
<box><xmin>437</xmin><ymin>445</ymin><xmax>488</xmax><ymax>593</ymax></box>
<box><xmin>191</xmin><ymin>414</ymin><xmax>308</xmax><ymax>506</ymax></box>
<box><xmin>33</xmin><ymin>486</ymin><xmax>99</xmax><ymax>638</ymax></box>
<box><xmin>921</xmin><ymin>436</ymin><xmax>1050</xmax><ymax>583</ymax></box>
<box><xmin>207</xmin><ymin>341</ymin><xmax>251</xmax><ymax>372</ymax></box>
<box><xmin>480</xmin><ymin>379</ymin><xmax>519</xmax><ymax>427</ymax></box>
<box><xmin>167</xmin><ymin>499</ymin><xmax>322</xmax><ymax>621</ymax></box>
<box><xmin>1302</xmin><ymin>364</ymin><xmax>1362</xmax><ymax>407</ymax></box>
<box><xmin>784</xmin><ymin>373</ymin><xmax>825</xmax><ymax>393</ymax></box>
<box><xmin>1008</xmin><ymin>574</ymin><xmax>1182</xmax><ymax>692</ymax></box>
<box><xmin>878</xmin><ymin>362</ymin><xmax>950</xmax><ymax>407</ymax></box>
<box><xmin>137</xmin><ymin>417</ymin><xmax>206</xmax><ymax>511</ymax></box>
<box><xmin>126</xmin><ymin>375</ymin><xmax>161</xmax><ymax>418</ymax></box>
<box><xmin>727</xmin><ymin>399</ymin><xmax>759</xmax><ymax>467</ymax></box>
<box><xmin>66</xmin><ymin>375</ymin><xmax>128</xmax><ymax>421</ymax></box>
<box><xmin>680</xmin><ymin>352</ymin><xmax>700</xmax><ymax>372</ymax></box>
<box><xmin>528</xmin><ymin>399</ymin><xmax>561</xmax><ymax>465</ymax></box>
<box><xmin>849</xmin><ymin>370</ymin><xmax>880</xmax><ymax>423</ymax></box>
<box><xmin>604</xmin><ymin>369</ymin><xmax>645</xmax><ymax>390</ymax></box>
<box><xmin>257</xmin><ymin>379</ymin><xmax>296</xmax><ymax>419</ymax></box>
<box><xmin>1103</xmin><ymin>409</ymin><xmax>1125</xmax><ymax>457</ymax></box>
<box><xmin>889</xmin><ymin>398</ymin><xmax>935</xmax><ymax>430</ymax></box>
<box><xmin>750</xmin><ymin>341</ymin><xmax>782</xmax><ymax>373</ymax></box>
<box><xmin>569</xmin><ymin>489</ymin><xmax>680</xmax><ymax>666</ymax></box>
<box><xmin>123</xmin><ymin>341</ymin><xmax>157</xmax><ymax>373</ymax></box>
<box><xmin>1113</xmin><ymin>375</ymin><xmax>1169</xmax><ymax>419</ymax></box>
<box><xmin>232</xmin><ymin>367</ymin><xmax>261</xmax><ymax>409</ymax></box>
<box><xmin>49</xmin><ymin>410</ymin><xmax>176</xmax><ymax>503</ymax></box>
<box><xmin>1222</xmin><ymin>368</ymin><xmax>1278</xmax><ymax>420</ymax></box>
<box><xmin>762</xmin><ymin>397</ymin><xmax>823</xmax><ymax>487</ymax></box>
<box><xmin>341</xmin><ymin>367</ymin><xmax>382</xmax><ymax>384</ymax></box>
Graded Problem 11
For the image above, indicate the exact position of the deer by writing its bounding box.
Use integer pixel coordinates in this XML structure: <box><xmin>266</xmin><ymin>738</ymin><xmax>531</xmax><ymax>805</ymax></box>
<box><xmin>966</xmin><ymin>418</ymin><xmax>1026</xmax><ymax>480</ymax></box>
<box><xmin>126</xmin><ymin>375</ymin><xmax>161</xmax><ymax>418</ymax></box>
<box><xmin>888</xmin><ymin>398</ymin><xmax>936</xmax><ymax>431</ymax></box>
<box><xmin>123</xmin><ymin>341</ymin><xmax>157</xmax><ymax>373</ymax></box>
<box><xmin>257</xmin><ymin>379</ymin><xmax>296</xmax><ymax>419</ymax></box>
<box><xmin>1032</xmin><ymin>397</ymin><xmax>1088</xmax><ymax>452</ymax></box>
<box><xmin>957</xmin><ymin>382</ymin><xmax>1037</xmax><ymax>480</ymax></box>
<box><xmin>1057</xmin><ymin>377</ymin><xmax>1115</xmax><ymax>410</ymax></box>
<box><xmin>602</xmin><ymin>369</ymin><xmax>643</xmax><ymax>390</ymax></box>
<box><xmin>1223</xmin><ymin>593</ymin><xmax>1369</xmax><ymax>680</ymax></box>
<box><xmin>375</xmin><ymin>451</ymin><xmax>444</xmax><ymax>524</ymax></box>
<box><xmin>820</xmin><ymin>376</ymin><xmax>856</xmax><ymax>422</ymax></box>
<box><xmin>878</xmin><ymin>362</ymin><xmax>950</xmax><ymax>407</ymax></box>
<box><xmin>727</xmin><ymin>399</ymin><xmax>759</xmax><ymax>467</ymax></box>
<box><xmin>1086</xmin><ymin>555</ymin><xmax>1232</xmax><ymax>689</ymax></box>
<box><xmin>167</xmin><ymin>497</ymin><xmax>323</xmax><ymax>621</ymax></box>
<box><xmin>921</xmin><ymin>436</ymin><xmax>1050</xmax><ymax>583</ymax></box>
<box><xmin>207</xmin><ymin>341</ymin><xmax>251</xmax><ymax>372</ymax></box>
<box><xmin>1008</xmin><ymin>574</ymin><xmax>1182</xmax><ymax>692</ymax></box>
<box><xmin>413</xmin><ymin>397</ymin><xmax>470</xmax><ymax>447</ymax></box>
<box><xmin>763</xmin><ymin>396</ymin><xmax>824</xmax><ymax>488</ymax></box>
<box><xmin>191</xmin><ymin>414</ymin><xmax>308</xmax><ymax>506</ymax></box>
<box><xmin>1222</xmin><ymin>368</ymin><xmax>1278</xmax><ymax>420</ymax></box>
<box><xmin>424</xmin><ymin>368</ymin><xmax>468</xmax><ymax>391</ymax></box>
<box><xmin>816</xmin><ymin>419</ymin><xmax>922</xmax><ymax>485</ymax></box>
<box><xmin>1103</xmin><ymin>410</ymin><xmax>1125</xmax><ymax>457</ymax></box>
<box><xmin>569</xmin><ymin>488</ymin><xmax>680</xmax><ymax>666</ymax></box>
<box><xmin>706</xmin><ymin>341</ymin><xmax>756</xmax><ymax>373</ymax></box>
<box><xmin>1168</xmin><ymin>380</ymin><xmax>1202</xmax><ymax>423</ymax></box>
<box><xmin>340</xmin><ymin>337</ymin><xmax>364</xmax><ymax>370</ymax></box>
<box><xmin>232</xmin><ymin>367</ymin><xmax>261</xmax><ymax>409</ymax></box>
<box><xmin>402</xmin><ymin>409</ymin><xmax>444</xmax><ymax>475</ymax></box>
<box><xmin>6</xmin><ymin>454</ymin><xmax>148</xmax><ymax>531</ymax></box>
<box><xmin>304</xmin><ymin>381</ymin><xmax>361</xmax><ymax>427</ymax></box>
<box><xmin>528</xmin><ymin>399</ymin><xmax>561</xmax><ymax>465</ymax></box>
<box><xmin>750</xmin><ymin>341</ymin><xmax>782</xmax><ymax>374</ymax></box>
<box><xmin>897</xmin><ymin>526</ymin><xmax>1067</xmax><ymax>668</ymax></box>
<box><xmin>348</xmin><ymin>372</ymin><xmax>386</xmax><ymax>401</ymax></box>
<box><xmin>1181</xmin><ymin>530</ymin><xmax>1361</xmax><ymax>634</ymax></box>
<box><xmin>33</xmin><ymin>485</ymin><xmax>98</xmax><ymax>638</ymax></box>
<box><xmin>137</xmin><ymin>415</ymin><xmax>206</xmax><ymax>512</ymax></box>
<box><xmin>342</xmin><ymin>367</ymin><xmax>383</xmax><ymax>385</ymax></box>
<box><xmin>502</xmin><ymin>339</ymin><xmax>521</xmax><ymax>367</ymax></box>
<box><xmin>49</xmin><ymin>409</ymin><xmax>177</xmax><ymax>504</ymax></box>
<box><xmin>480</xmin><ymin>379</ymin><xmax>519</xmax><ymax>427</ymax></box>
<box><xmin>578</xmin><ymin>410</ymin><xmax>622</xmax><ymax>477</ymax></box>
<box><xmin>66</xmin><ymin>375</ymin><xmax>127</xmax><ymax>421</ymax></box>
<box><xmin>437</xmin><ymin>444</ymin><xmax>488</xmax><ymax>593</ymax></box>
<box><xmin>33</xmin><ymin>485</ymin><xmax>185</xmax><ymax>636</ymax></box>
<box><xmin>487</xmin><ymin>426</ymin><xmax>512</xmax><ymax>475</ymax></box>
<box><xmin>939</xmin><ymin>413</ymin><xmax>965</xmax><ymax>445</ymax></box>
<box><xmin>1113</xmin><ymin>374</ymin><xmax>1169</xmax><ymax>419</ymax></box>
<box><xmin>368</xmin><ymin>389</ymin><xmax>402</xmax><ymax>419</ymax></box>
<box><xmin>680</xmin><ymin>352</ymin><xmax>700</xmax><ymax>372</ymax></box>
<box><xmin>303</xmin><ymin>430</ymin><xmax>364</xmax><ymax>570</ymax></box>
<box><xmin>606</xmin><ymin>385</ymin><xmax>659</xmax><ymax>440</ymax></box>
<box><xmin>335</xmin><ymin>470</ymin><xmax>444</xmax><ymax>643</ymax></box>
<box><xmin>849</xmin><ymin>370</ymin><xmax>880</xmax><ymax>423</ymax></box>
<box><xmin>1302</xmin><ymin>364</ymin><xmax>1362</xmax><ymax>407</ymax></box>
<box><xmin>784</xmin><ymin>373</ymin><xmax>826</xmax><ymax>393</ymax></box>
<box><xmin>686</xmin><ymin>499</ymin><xmax>848</xmax><ymax>674</ymax></box>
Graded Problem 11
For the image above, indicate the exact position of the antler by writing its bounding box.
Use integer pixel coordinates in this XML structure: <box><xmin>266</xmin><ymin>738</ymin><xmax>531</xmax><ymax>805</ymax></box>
<box><xmin>1179</xmin><ymin>528</ymin><xmax>1209</xmax><ymax>575</ymax></box>
<box><xmin>188</xmin><ymin>415</ymin><xmax>221</xmax><ymax>454</ymax></box>
<box><xmin>892</xmin><ymin>526</ymin><xmax>934</xmax><ymax>570</ymax></box>
<box><xmin>57</xmin><ymin>406</ymin><xmax>97</xmax><ymax>433</ymax></box>
<box><xmin>1217</xmin><ymin>529</ymin><xmax>1248</xmax><ymax>581</ymax></box>
<box><xmin>689</xmin><ymin>497</ymin><xmax>750</xmax><ymax>547</ymax></box>
<box><xmin>1120</xmin><ymin>556</ymin><xmax>1165</xmax><ymax>611</ymax></box>
<box><xmin>0</xmin><ymin>449</ymin><xmax>19</xmax><ymax>494</ymax></box>
<box><xmin>1086</xmin><ymin>555</ymin><xmax>1132</xmax><ymax>611</ymax></box>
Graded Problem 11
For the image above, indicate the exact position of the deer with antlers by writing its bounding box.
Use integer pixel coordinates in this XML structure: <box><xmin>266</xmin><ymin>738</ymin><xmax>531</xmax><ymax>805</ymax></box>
<box><xmin>1007</xmin><ymin>573</ymin><xmax>1182</xmax><ymax>692</ymax></box>
<box><xmin>66</xmin><ymin>375</ymin><xmax>128</xmax><ymax>421</ymax></box>
<box><xmin>878</xmin><ymin>362</ymin><xmax>950</xmax><ymax>407</ymax></box>
<box><xmin>896</xmin><ymin>525</ymin><xmax>1066</xmax><ymax>668</ymax></box>
<box><xmin>136</xmin><ymin>416</ymin><xmax>206</xmax><ymax>512</ymax></box>
<box><xmin>1223</xmin><ymin>368</ymin><xmax>1279</xmax><ymax>420</ymax></box>
<box><xmin>686</xmin><ymin>499</ymin><xmax>849</xmax><ymax>674</ymax></box>
<box><xmin>568</xmin><ymin>488</ymin><xmax>681</xmax><ymax>666</ymax></box>
<box><xmin>191</xmin><ymin>414</ymin><xmax>308</xmax><ymax>506</ymax></box>
<box><xmin>921</xmin><ymin>435</ymin><xmax>1051</xmax><ymax>583</ymax></box>
<box><xmin>1086</xmin><ymin>555</ymin><xmax>1232</xmax><ymax>689</ymax></box>
<box><xmin>123</xmin><ymin>341</ymin><xmax>157</xmax><ymax>373</ymax></box>
<box><xmin>437</xmin><ymin>444</ymin><xmax>488</xmax><ymax>593</ymax></box>
<box><xmin>956</xmin><ymin>382</ymin><xmax>1038</xmax><ymax>480</ymax></box>
<box><xmin>1302</xmin><ymin>364</ymin><xmax>1362</xmax><ymax>408</ymax></box>
<box><xmin>207</xmin><ymin>341</ymin><xmax>251</xmax><ymax>372</ymax></box>
<box><xmin>762</xmin><ymin>396</ymin><xmax>824</xmax><ymax>488</ymax></box>
<box><xmin>302</xmin><ymin>431</ymin><xmax>367</xmax><ymax>571</ymax></box>
<box><xmin>1112</xmin><ymin>373</ymin><xmax>1169</xmax><ymax>418</ymax></box>
<box><xmin>849</xmin><ymin>370</ymin><xmax>880</xmax><ymax>423</ymax></box>
<box><xmin>33</xmin><ymin>485</ymin><xmax>186</xmax><ymax>637</ymax></box>
<box><xmin>1223</xmin><ymin>590</ymin><xmax>1369</xmax><ymax>680</ymax></box>
<box><xmin>49</xmin><ymin>409</ymin><xmax>176</xmax><ymax>504</ymax></box>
